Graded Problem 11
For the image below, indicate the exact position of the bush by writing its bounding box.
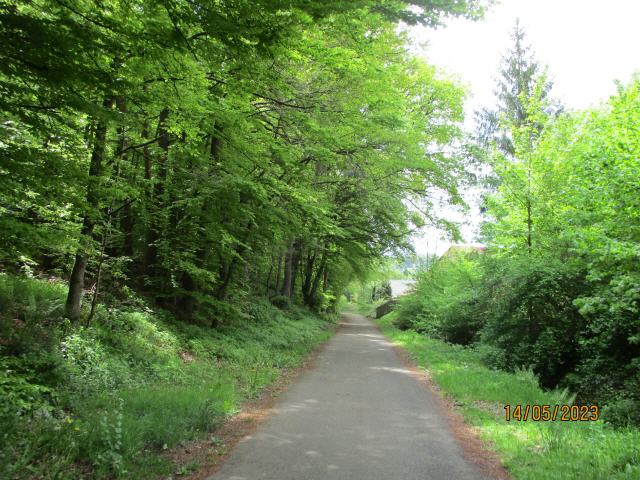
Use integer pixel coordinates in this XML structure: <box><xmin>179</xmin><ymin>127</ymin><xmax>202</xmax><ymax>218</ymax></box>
<box><xmin>376</xmin><ymin>313</ymin><xmax>640</xmax><ymax>480</ymax></box>
<box><xmin>602</xmin><ymin>397</ymin><xmax>640</xmax><ymax>428</ymax></box>
<box><xmin>478</xmin><ymin>254</ymin><xmax>587</xmax><ymax>388</ymax></box>
<box><xmin>395</xmin><ymin>252</ymin><xmax>484</xmax><ymax>344</ymax></box>
<box><xmin>0</xmin><ymin>273</ymin><xmax>67</xmax><ymax>356</ymax></box>
<box><xmin>0</xmin><ymin>356</ymin><xmax>55</xmax><ymax>420</ymax></box>
<box><xmin>269</xmin><ymin>295</ymin><xmax>290</xmax><ymax>309</ymax></box>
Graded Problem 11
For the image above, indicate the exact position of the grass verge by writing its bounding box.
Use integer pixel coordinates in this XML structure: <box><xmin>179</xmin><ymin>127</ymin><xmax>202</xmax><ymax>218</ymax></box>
<box><xmin>376</xmin><ymin>311</ymin><xmax>640</xmax><ymax>480</ymax></box>
<box><xmin>0</xmin><ymin>273</ymin><xmax>335</xmax><ymax>479</ymax></box>
<box><xmin>342</xmin><ymin>298</ymin><xmax>386</xmax><ymax>317</ymax></box>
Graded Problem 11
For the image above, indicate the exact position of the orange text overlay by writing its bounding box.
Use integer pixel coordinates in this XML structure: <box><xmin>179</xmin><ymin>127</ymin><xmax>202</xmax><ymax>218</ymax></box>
<box><xmin>504</xmin><ymin>404</ymin><xmax>599</xmax><ymax>422</ymax></box>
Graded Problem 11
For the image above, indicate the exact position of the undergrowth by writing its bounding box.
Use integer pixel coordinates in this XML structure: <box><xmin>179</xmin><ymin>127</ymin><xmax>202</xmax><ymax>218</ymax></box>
<box><xmin>376</xmin><ymin>311</ymin><xmax>640</xmax><ymax>480</ymax></box>
<box><xmin>0</xmin><ymin>273</ymin><xmax>334</xmax><ymax>479</ymax></box>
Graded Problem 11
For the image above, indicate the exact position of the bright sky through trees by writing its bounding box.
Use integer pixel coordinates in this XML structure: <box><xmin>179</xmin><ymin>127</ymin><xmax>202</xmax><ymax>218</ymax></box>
<box><xmin>410</xmin><ymin>0</ymin><xmax>640</xmax><ymax>255</ymax></box>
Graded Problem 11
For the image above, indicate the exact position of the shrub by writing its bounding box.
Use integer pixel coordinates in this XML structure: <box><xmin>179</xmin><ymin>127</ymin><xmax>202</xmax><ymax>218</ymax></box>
<box><xmin>269</xmin><ymin>295</ymin><xmax>290</xmax><ymax>310</ymax></box>
<box><xmin>0</xmin><ymin>356</ymin><xmax>55</xmax><ymax>420</ymax></box>
<box><xmin>479</xmin><ymin>254</ymin><xmax>587</xmax><ymax>388</ymax></box>
<box><xmin>395</xmin><ymin>252</ymin><xmax>484</xmax><ymax>344</ymax></box>
<box><xmin>0</xmin><ymin>273</ymin><xmax>67</xmax><ymax>356</ymax></box>
<box><xmin>602</xmin><ymin>397</ymin><xmax>640</xmax><ymax>428</ymax></box>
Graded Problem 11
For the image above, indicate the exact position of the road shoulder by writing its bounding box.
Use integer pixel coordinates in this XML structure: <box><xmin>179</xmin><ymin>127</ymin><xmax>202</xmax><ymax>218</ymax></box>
<box><xmin>371</xmin><ymin>313</ymin><xmax>510</xmax><ymax>480</ymax></box>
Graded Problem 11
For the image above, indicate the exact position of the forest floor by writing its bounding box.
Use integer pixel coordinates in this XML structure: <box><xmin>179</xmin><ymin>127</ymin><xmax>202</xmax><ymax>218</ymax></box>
<box><xmin>206</xmin><ymin>313</ymin><xmax>499</xmax><ymax>480</ymax></box>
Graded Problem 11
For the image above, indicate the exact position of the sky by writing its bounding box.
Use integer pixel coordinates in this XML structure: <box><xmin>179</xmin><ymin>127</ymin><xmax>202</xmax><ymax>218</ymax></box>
<box><xmin>409</xmin><ymin>0</ymin><xmax>640</xmax><ymax>256</ymax></box>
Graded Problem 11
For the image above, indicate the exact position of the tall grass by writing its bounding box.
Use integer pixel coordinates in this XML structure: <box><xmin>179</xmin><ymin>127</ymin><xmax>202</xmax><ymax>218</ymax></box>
<box><xmin>376</xmin><ymin>312</ymin><xmax>640</xmax><ymax>480</ymax></box>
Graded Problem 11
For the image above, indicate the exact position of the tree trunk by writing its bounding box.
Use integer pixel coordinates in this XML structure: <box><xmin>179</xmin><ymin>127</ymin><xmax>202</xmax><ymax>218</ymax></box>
<box><xmin>290</xmin><ymin>242</ymin><xmax>301</xmax><ymax>298</ymax></box>
<box><xmin>179</xmin><ymin>124</ymin><xmax>224</xmax><ymax>313</ymax></box>
<box><xmin>301</xmin><ymin>248</ymin><xmax>316</xmax><ymax>305</ymax></box>
<box><xmin>323</xmin><ymin>266</ymin><xmax>329</xmax><ymax>292</ymax></box>
<box><xmin>211</xmin><ymin>124</ymin><xmax>223</xmax><ymax>160</ymax></box>
<box><xmin>144</xmin><ymin>107</ymin><xmax>170</xmax><ymax>280</ymax></box>
<box><xmin>143</xmin><ymin>120</ymin><xmax>152</xmax><ymax>184</ymax></box>
<box><xmin>179</xmin><ymin>271</ymin><xmax>197</xmax><ymax>319</ymax></box>
<box><xmin>215</xmin><ymin>220</ymin><xmax>254</xmax><ymax>301</ymax></box>
<box><xmin>65</xmin><ymin>252</ymin><xmax>89</xmax><ymax>322</ymax></box>
<box><xmin>65</xmin><ymin>96</ymin><xmax>115</xmax><ymax>321</ymax></box>
<box><xmin>526</xmin><ymin>200</ymin><xmax>532</xmax><ymax>253</ymax></box>
<box><xmin>114</xmin><ymin>97</ymin><xmax>134</xmax><ymax>259</ymax></box>
<box><xmin>274</xmin><ymin>253</ymin><xmax>283</xmax><ymax>295</ymax></box>
<box><xmin>281</xmin><ymin>242</ymin><xmax>295</xmax><ymax>298</ymax></box>
<box><xmin>121</xmin><ymin>200</ymin><xmax>134</xmax><ymax>258</ymax></box>
<box><xmin>308</xmin><ymin>251</ymin><xmax>327</xmax><ymax>307</ymax></box>
<box><xmin>216</xmin><ymin>258</ymin><xmax>237</xmax><ymax>300</ymax></box>
<box><xmin>281</xmin><ymin>241</ymin><xmax>302</xmax><ymax>299</ymax></box>
<box><xmin>265</xmin><ymin>259</ymin><xmax>274</xmax><ymax>296</ymax></box>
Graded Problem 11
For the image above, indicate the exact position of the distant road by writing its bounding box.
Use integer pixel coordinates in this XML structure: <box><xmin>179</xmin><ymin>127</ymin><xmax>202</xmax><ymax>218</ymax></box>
<box><xmin>210</xmin><ymin>313</ymin><xmax>487</xmax><ymax>480</ymax></box>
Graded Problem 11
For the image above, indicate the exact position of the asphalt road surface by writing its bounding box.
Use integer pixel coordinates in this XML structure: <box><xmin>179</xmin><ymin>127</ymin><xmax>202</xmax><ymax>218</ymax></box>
<box><xmin>210</xmin><ymin>312</ymin><xmax>487</xmax><ymax>480</ymax></box>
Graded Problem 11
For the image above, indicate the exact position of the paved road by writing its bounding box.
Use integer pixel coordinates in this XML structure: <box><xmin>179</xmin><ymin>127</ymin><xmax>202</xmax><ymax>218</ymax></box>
<box><xmin>210</xmin><ymin>313</ymin><xmax>487</xmax><ymax>480</ymax></box>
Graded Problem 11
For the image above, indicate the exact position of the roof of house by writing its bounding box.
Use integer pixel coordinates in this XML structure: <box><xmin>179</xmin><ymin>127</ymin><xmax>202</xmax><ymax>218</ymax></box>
<box><xmin>441</xmin><ymin>245</ymin><xmax>486</xmax><ymax>258</ymax></box>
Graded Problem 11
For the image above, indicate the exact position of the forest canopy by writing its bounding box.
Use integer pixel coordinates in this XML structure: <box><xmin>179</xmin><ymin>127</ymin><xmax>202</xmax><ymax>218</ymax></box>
<box><xmin>0</xmin><ymin>0</ymin><xmax>488</xmax><ymax>321</ymax></box>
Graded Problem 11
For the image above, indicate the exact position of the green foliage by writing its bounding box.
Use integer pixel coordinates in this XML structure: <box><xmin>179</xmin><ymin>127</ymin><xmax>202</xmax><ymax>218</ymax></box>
<box><xmin>388</xmin><ymin>24</ymin><xmax>640</xmax><ymax>435</ymax></box>
<box><xmin>0</xmin><ymin>273</ymin><xmax>67</xmax><ymax>354</ymax></box>
<box><xmin>270</xmin><ymin>295</ymin><xmax>291</xmax><ymax>310</ymax></box>
<box><xmin>0</xmin><ymin>356</ymin><xmax>54</xmax><ymax>419</ymax></box>
<box><xmin>477</xmin><ymin>254</ymin><xmax>588</xmax><ymax>388</ymax></box>
<box><xmin>483</xmin><ymin>79</ymin><xmax>640</xmax><ymax>414</ymax></box>
<box><xmin>0</xmin><ymin>0</ymin><xmax>494</xmax><ymax>475</ymax></box>
<box><xmin>476</xmin><ymin>21</ymin><xmax>560</xmax><ymax>157</ymax></box>
<box><xmin>396</xmin><ymin>251</ymin><xmax>483</xmax><ymax>344</ymax></box>
<box><xmin>0</xmin><ymin>0</ymin><xmax>479</xmax><ymax>322</ymax></box>
<box><xmin>371</xmin><ymin>281</ymin><xmax>392</xmax><ymax>301</ymax></box>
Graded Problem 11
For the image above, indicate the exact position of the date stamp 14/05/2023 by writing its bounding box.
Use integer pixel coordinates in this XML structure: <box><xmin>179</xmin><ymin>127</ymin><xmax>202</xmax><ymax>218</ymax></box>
<box><xmin>504</xmin><ymin>404</ymin><xmax>599</xmax><ymax>422</ymax></box>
